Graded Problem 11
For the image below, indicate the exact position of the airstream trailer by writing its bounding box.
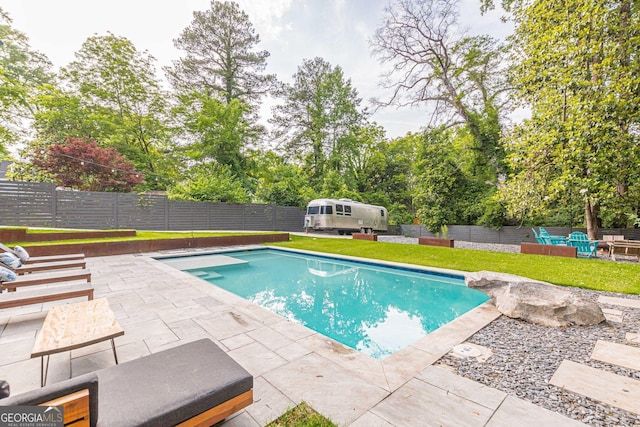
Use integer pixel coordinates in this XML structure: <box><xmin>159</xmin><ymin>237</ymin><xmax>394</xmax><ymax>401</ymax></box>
<box><xmin>304</xmin><ymin>198</ymin><xmax>388</xmax><ymax>234</ymax></box>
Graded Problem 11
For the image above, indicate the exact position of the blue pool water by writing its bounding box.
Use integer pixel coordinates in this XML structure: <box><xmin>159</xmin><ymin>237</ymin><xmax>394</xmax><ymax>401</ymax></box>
<box><xmin>163</xmin><ymin>249</ymin><xmax>488</xmax><ymax>360</ymax></box>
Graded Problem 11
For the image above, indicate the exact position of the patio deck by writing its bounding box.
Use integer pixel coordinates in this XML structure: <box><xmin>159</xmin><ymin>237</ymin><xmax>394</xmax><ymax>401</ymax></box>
<box><xmin>0</xmin><ymin>246</ymin><xmax>585</xmax><ymax>426</ymax></box>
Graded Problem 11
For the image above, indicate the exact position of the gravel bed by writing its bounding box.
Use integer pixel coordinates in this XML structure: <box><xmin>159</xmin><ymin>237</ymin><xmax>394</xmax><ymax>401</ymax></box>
<box><xmin>437</xmin><ymin>290</ymin><xmax>640</xmax><ymax>426</ymax></box>
<box><xmin>379</xmin><ymin>235</ymin><xmax>640</xmax><ymax>425</ymax></box>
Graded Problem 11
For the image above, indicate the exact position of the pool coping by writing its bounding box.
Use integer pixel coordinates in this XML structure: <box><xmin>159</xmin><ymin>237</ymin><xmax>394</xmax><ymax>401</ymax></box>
<box><xmin>152</xmin><ymin>245</ymin><xmax>501</xmax><ymax>393</ymax></box>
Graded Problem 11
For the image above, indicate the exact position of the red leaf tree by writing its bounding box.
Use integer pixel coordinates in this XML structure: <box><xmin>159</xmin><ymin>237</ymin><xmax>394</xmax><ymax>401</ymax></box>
<box><xmin>31</xmin><ymin>137</ymin><xmax>144</xmax><ymax>192</ymax></box>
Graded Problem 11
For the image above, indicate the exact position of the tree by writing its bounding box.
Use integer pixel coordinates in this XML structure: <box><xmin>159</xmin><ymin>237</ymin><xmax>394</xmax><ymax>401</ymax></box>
<box><xmin>168</xmin><ymin>162</ymin><xmax>250</xmax><ymax>203</ymax></box>
<box><xmin>253</xmin><ymin>152</ymin><xmax>312</xmax><ymax>207</ymax></box>
<box><xmin>270</xmin><ymin>57</ymin><xmax>364</xmax><ymax>187</ymax></box>
<box><xmin>0</xmin><ymin>7</ymin><xmax>52</xmax><ymax>154</ymax></box>
<box><xmin>371</xmin><ymin>0</ymin><xmax>509</xmax><ymax>182</ymax></box>
<box><xmin>499</xmin><ymin>0</ymin><xmax>640</xmax><ymax>237</ymax></box>
<box><xmin>45</xmin><ymin>33</ymin><xmax>174</xmax><ymax>188</ymax></box>
<box><xmin>175</xmin><ymin>92</ymin><xmax>259</xmax><ymax>183</ymax></box>
<box><xmin>166</xmin><ymin>0</ymin><xmax>274</xmax><ymax>105</ymax></box>
<box><xmin>413</xmin><ymin>128</ymin><xmax>478</xmax><ymax>231</ymax></box>
<box><xmin>30</xmin><ymin>137</ymin><xmax>144</xmax><ymax>192</ymax></box>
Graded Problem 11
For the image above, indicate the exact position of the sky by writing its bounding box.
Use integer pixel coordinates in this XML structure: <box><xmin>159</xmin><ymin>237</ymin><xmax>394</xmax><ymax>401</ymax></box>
<box><xmin>2</xmin><ymin>0</ymin><xmax>513</xmax><ymax>139</ymax></box>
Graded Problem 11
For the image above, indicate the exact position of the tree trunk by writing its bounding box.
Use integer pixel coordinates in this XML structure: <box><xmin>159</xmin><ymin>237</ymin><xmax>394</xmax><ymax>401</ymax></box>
<box><xmin>584</xmin><ymin>200</ymin><xmax>599</xmax><ymax>240</ymax></box>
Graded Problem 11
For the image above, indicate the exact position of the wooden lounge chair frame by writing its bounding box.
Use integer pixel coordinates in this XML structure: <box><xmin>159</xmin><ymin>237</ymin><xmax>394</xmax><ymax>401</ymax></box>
<box><xmin>0</xmin><ymin>242</ymin><xmax>85</xmax><ymax>264</ymax></box>
<box><xmin>15</xmin><ymin>259</ymin><xmax>87</xmax><ymax>275</ymax></box>
<box><xmin>40</xmin><ymin>387</ymin><xmax>253</xmax><ymax>427</ymax></box>
<box><xmin>0</xmin><ymin>285</ymin><xmax>94</xmax><ymax>309</ymax></box>
<box><xmin>1</xmin><ymin>269</ymin><xmax>91</xmax><ymax>292</ymax></box>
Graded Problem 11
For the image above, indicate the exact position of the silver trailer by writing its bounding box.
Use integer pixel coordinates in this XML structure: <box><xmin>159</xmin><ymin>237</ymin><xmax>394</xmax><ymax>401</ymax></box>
<box><xmin>304</xmin><ymin>198</ymin><xmax>388</xmax><ymax>234</ymax></box>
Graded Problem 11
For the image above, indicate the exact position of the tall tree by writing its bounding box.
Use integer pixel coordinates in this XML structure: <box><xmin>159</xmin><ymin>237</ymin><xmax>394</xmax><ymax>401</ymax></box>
<box><xmin>0</xmin><ymin>7</ymin><xmax>52</xmax><ymax>155</ymax></box>
<box><xmin>500</xmin><ymin>0</ymin><xmax>640</xmax><ymax>237</ymax></box>
<box><xmin>371</xmin><ymin>0</ymin><xmax>509</xmax><ymax>182</ymax></box>
<box><xmin>270</xmin><ymin>57</ymin><xmax>364</xmax><ymax>187</ymax></box>
<box><xmin>34</xmin><ymin>33</ymin><xmax>174</xmax><ymax>188</ymax></box>
<box><xmin>166</xmin><ymin>0</ymin><xmax>274</xmax><ymax>105</ymax></box>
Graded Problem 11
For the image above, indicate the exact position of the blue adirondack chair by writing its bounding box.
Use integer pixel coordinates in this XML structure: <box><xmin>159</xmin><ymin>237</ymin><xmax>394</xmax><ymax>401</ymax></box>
<box><xmin>539</xmin><ymin>227</ymin><xmax>567</xmax><ymax>245</ymax></box>
<box><xmin>567</xmin><ymin>232</ymin><xmax>599</xmax><ymax>258</ymax></box>
<box><xmin>532</xmin><ymin>228</ymin><xmax>546</xmax><ymax>244</ymax></box>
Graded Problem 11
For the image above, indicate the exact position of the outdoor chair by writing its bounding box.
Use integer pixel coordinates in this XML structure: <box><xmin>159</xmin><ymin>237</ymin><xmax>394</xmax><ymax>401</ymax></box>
<box><xmin>0</xmin><ymin>268</ymin><xmax>93</xmax><ymax>309</ymax></box>
<box><xmin>0</xmin><ymin>242</ymin><xmax>85</xmax><ymax>264</ymax></box>
<box><xmin>539</xmin><ymin>227</ymin><xmax>567</xmax><ymax>245</ymax></box>
<box><xmin>567</xmin><ymin>232</ymin><xmax>599</xmax><ymax>258</ymax></box>
<box><xmin>0</xmin><ymin>338</ymin><xmax>253</xmax><ymax>427</ymax></box>
<box><xmin>532</xmin><ymin>228</ymin><xmax>547</xmax><ymax>244</ymax></box>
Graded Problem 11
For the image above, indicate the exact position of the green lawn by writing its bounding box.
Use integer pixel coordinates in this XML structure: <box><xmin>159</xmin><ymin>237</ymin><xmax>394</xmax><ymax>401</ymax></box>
<box><xmin>4</xmin><ymin>229</ymin><xmax>278</xmax><ymax>246</ymax></box>
<box><xmin>272</xmin><ymin>235</ymin><xmax>640</xmax><ymax>295</ymax></box>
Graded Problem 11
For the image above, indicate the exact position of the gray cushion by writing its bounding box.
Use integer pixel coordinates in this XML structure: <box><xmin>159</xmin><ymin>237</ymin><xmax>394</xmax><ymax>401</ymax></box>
<box><xmin>95</xmin><ymin>338</ymin><xmax>252</xmax><ymax>427</ymax></box>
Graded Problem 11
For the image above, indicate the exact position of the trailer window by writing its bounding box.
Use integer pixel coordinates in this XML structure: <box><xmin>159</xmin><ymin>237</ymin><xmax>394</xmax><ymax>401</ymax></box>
<box><xmin>380</xmin><ymin>209</ymin><xmax>385</xmax><ymax>217</ymax></box>
<box><xmin>336</xmin><ymin>205</ymin><xmax>343</xmax><ymax>215</ymax></box>
<box><xmin>344</xmin><ymin>205</ymin><xmax>351</xmax><ymax>216</ymax></box>
<box><xmin>320</xmin><ymin>206</ymin><xmax>333</xmax><ymax>215</ymax></box>
<box><xmin>307</xmin><ymin>206</ymin><xmax>319</xmax><ymax>215</ymax></box>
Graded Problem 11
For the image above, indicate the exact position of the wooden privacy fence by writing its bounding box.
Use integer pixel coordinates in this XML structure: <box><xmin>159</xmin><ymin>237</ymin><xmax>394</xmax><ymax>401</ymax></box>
<box><xmin>400</xmin><ymin>224</ymin><xmax>640</xmax><ymax>245</ymax></box>
<box><xmin>0</xmin><ymin>181</ymin><xmax>305</xmax><ymax>231</ymax></box>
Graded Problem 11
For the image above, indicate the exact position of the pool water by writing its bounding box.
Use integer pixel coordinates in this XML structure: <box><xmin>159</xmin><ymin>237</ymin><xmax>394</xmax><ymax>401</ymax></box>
<box><xmin>163</xmin><ymin>249</ymin><xmax>488</xmax><ymax>360</ymax></box>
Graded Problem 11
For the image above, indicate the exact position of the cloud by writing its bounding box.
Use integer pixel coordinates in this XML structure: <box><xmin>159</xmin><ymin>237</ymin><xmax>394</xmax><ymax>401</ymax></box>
<box><xmin>236</xmin><ymin>0</ymin><xmax>294</xmax><ymax>41</ymax></box>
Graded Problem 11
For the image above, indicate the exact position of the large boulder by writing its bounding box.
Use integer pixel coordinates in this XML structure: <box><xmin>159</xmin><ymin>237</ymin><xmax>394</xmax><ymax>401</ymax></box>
<box><xmin>465</xmin><ymin>271</ymin><xmax>605</xmax><ymax>327</ymax></box>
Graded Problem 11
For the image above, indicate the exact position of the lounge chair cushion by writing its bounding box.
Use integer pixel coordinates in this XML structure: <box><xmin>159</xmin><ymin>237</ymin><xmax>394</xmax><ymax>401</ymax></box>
<box><xmin>96</xmin><ymin>338</ymin><xmax>252</xmax><ymax>427</ymax></box>
<box><xmin>12</xmin><ymin>246</ymin><xmax>30</xmax><ymax>262</ymax></box>
<box><xmin>0</xmin><ymin>253</ymin><xmax>21</xmax><ymax>269</ymax></box>
<box><xmin>0</xmin><ymin>266</ymin><xmax>16</xmax><ymax>282</ymax></box>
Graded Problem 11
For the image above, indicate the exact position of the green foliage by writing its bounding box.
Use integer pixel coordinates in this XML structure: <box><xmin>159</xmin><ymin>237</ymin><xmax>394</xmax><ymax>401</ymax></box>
<box><xmin>271</xmin><ymin>57</ymin><xmax>364</xmax><ymax>188</ymax></box>
<box><xmin>177</xmin><ymin>93</ymin><xmax>258</xmax><ymax>182</ymax></box>
<box><xmin>413</xmin><ymin>128</ymin><xmax>486</xmax><ymax>232</ymax></box>
<box><xmin>30</xmin><ymin>33</ymin><xmax>174</xmax><ymax>189</ymax></box>
<box><xmin>502</xmin><ymin>0</ymin><xmax>640</xmax><ymax>235</ymax></box>
<box><xmin>0</xmin><ymin>8</ymin><xmax>52</xmax><ymax>152</ymax></box>
<box><xmin>168</xmin><ymin>162</ymin><xmax>249</xmax><ymax>203</ymax></box>
<box><xmin>253</xmin><ymin>154</ymin><xmax>311</xmax><ymax>207</ymax></box>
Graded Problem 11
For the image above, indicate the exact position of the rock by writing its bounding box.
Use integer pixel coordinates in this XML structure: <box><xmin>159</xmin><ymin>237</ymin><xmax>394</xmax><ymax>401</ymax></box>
<box><xmin>465</xmin><ymin>271</ymin><xmax>606</xmax><ymax>327</ymax></box>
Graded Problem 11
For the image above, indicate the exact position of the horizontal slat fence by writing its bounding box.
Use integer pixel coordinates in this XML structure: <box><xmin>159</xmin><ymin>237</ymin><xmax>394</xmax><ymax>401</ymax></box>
<box><xmin>0</xmin><ymin>181</ymin><xmax>306</xmax><ymax>232</ymax></box>
<box><xmin>400</xmin><ymin>225</ymin><xmax>640</xmax><ymax>245</ymax></box>
<box><xmin>3</xmin><ymin>181</ymin><xmax>640</xmax><ymax>241</ymax></box>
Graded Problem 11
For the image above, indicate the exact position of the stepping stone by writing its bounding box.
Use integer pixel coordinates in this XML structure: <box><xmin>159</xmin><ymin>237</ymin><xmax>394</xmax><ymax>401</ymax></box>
<box><xmin>626</xmin><ymin>333</ymin><xmax>640</xmax><ymax>344</ymax></box>
<box><xmin>601</xmin><ymin>308</ymin><xmax>623</xmax><ymax>323</ymax></box>
<box><xmin>598</xmin><ymin>296</ymin><xmax>640</xmax><ymax>309</ymax></box>
<box><xmin>591</xmin><ymin>340</ymin><xmax>640</xmax><ymax>371</ymax></box>
<box><xmin>550</xmin><ymin>360</ymin><xmax>640</xmax><ymax>415</ymax></box>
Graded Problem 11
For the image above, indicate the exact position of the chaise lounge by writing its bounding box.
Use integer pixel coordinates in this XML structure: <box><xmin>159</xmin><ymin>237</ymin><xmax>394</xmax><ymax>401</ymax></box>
<box><xmin>0</xmin><ymin>338</ymin><xmax>253</xmax><ymax>426</ymax></box>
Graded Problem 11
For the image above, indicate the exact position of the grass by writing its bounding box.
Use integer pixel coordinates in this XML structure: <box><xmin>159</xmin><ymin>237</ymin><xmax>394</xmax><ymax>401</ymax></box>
<box><xmin>271</xmin><ymin>235</ymin><xmax>640</xmax><ymax>294</ymax></box>
<box><xmin>4</xmin><ymin>229</ymin><xmax>278</xmax><ymax>246</ymax></box>
<box><xmin>265</xmin><ymin>402</ymin><xmax>337</xmax><ymax>427</ymax></box>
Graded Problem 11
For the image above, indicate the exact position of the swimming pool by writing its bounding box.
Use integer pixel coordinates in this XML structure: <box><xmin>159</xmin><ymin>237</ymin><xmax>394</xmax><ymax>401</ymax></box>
<box><xmin>160</xmin><ymin>248</ymin><xmax>489</xmax><ymax>360</ymax></box>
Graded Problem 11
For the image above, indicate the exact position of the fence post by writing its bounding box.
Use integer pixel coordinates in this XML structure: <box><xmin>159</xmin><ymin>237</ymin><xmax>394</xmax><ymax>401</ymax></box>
<box><xmin>164</xmin><ymin>197</ymin><xmax>169</xmax><ymax>231</ymax></box>
<box><xmin>114</xmin><ymin>193</ymin><xmax>119</xmax><ymax>229</ymax></box>
<box><xmin>272</xmin><ymin>204</ymin><xmax>276</xmax><ymax>231</ymax></box>
<box><xmin>50</xmin><ymin>184</ymin><xmax>57</xmax><ymax>228</ymax></box>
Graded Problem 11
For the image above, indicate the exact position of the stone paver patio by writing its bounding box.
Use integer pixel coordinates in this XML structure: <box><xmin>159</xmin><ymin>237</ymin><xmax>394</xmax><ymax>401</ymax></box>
<box><xmin>0</xmin><ymin>246</ymin><xmax>588</xmax><ymax>426</ymax></box>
